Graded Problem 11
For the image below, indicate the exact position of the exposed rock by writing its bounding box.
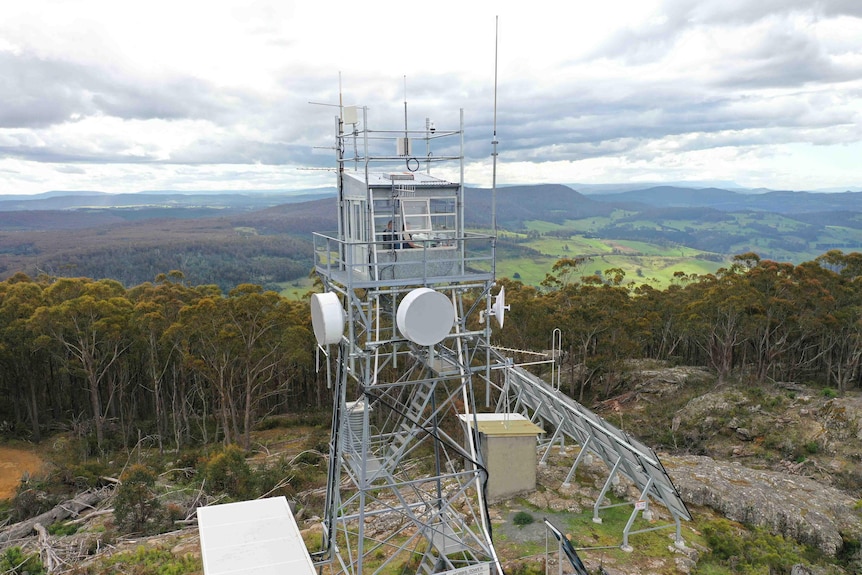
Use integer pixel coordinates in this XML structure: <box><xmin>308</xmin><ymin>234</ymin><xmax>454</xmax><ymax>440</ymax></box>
<box><xmin>622</xmin><ymin>360</ymin><xmax>712</xmax><ymax>399</ymax></box>
<box><xmin>524</xmin><ymin>490</ymin><xmax>583</xmax><ymax>513</ymax></box>
<box><xmin>819</xmin><ymin>397</ymin><xmax>862</xmax><ymax>441</ymax></box>
<box><xmin>665</xmin><ymin>454</ymin><xmax>862</xmax><ymax>556</ymax></box>
<box><xmin>677</xmin><ymin>390</ymin><xmax>746</xmax><ymax>426</ymax></box>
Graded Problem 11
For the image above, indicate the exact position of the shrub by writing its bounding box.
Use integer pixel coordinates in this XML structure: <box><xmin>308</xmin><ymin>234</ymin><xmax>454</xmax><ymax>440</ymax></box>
<box><xmin>48</xmin><ymin>521</ymin><xmax>79</xmax><ymax>536</ymax></box>
<box><xmin>203</xmin><ymin>445</ymin><xmax>253</xmax><ymax>500</ymax></box>
<box><xmin>0</xmin><ymin>547</ymin><xmax>45</xmax><ymax>575</ymax></box>
<box><xmin>513</xmin><ymin>511</ymin><xmax>535</xmax><ymax>527</ymax></box>
<box><xmin>114</xmin><ymin>464</ymin><xmax>168</xmax><ymax>536</ymax></box>
<box><xmin>701</xmin><ymin>518</ymin><xmax>816</xmax><ymax>574</ymax></box>
<box><xmin>11</xmin><ymin>486</ymin><xmax>55</xmax><ymax>522</ymax></box>
<box><xmin>59</xmin><ymin>459</ymin><xmax>113</xmax><ymax>490</ymax></box>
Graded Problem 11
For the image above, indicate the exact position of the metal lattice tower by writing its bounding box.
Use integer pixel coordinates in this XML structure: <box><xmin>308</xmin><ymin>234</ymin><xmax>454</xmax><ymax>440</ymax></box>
<box><xmin>310</xmin><ymin>106</ymin><xmax>505</xmax><ymax>575</ymax></box>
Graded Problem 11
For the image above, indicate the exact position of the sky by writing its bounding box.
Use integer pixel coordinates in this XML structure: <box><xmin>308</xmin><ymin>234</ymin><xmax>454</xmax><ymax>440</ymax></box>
<box><xmin>1</xmin><ymin>0</ymin><xmax>861</xmax><ymax>196</ymax></box>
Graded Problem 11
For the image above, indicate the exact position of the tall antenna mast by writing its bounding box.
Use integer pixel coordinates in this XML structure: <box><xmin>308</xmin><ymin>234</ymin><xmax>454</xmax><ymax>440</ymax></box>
<box><xmin>491</xmin><ymin>16</ymin><xmax>499</xmax><ymax>234</ymax></box>
<box><xmin>403</xmin><ymin>75</ymin><xmax>409</xmax><ymax>142</ymax></box>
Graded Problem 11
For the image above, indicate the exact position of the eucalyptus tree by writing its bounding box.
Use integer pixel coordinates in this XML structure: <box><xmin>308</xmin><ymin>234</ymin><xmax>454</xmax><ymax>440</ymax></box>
<box><xmin>176</xmin><ymin>284</ymin><xmax>293</xmax><ymax>448</ymax></box>
<box><xmin>489</xmin><ymin>278</ymin><xmax>552</xmax><ymax>357</ymax></box>
<box><xmin>225</xmin><ymin>284</ymin><xmax>292</xmax><ymax>449</ymax></box>
<box><xmin>681</xmin><ymin>263</ymin><xmax>756</xmax><ymax>383</ymax></box>
<box><xmin>812</xmin><ymin>252</ymin><xmax>862</xmax><ymax>391</ymax></box>
<box><xmin>741</xmin><ymin>257</ymin><xmax>800</xmax><ymax>382</ymax></box>
<box><xmin>540</xmin><ymin>262</ymin><xmax>637</xmax><ymax>402</ymax></box>
<box><xmin>29</xmin><ymin>278</ymin><xmax>133</xmax><ymax>450</ymax></box>
<box><xmin>0</xmin><ymin>274</ymin><xmax>48</xmax><ymax>440</ymax></box>
<box><xmin>173</xmin><ymin>290</ymin><xmax>238</xmax><ymax>445</ymax></box>
<box><xmin>630</xmin><ymin>280</ymin><xmax>689</xmax><ymax>362</ymax></box>
<box><xmin>127</xmin><ymin>272</ymin><xmax>216</xmax><ymax>451</ymax></box>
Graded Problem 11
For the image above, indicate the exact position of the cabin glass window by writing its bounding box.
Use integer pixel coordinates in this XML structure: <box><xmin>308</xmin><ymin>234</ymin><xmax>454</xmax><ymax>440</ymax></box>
<box><xmin>346</xmin><ymin>200</ymin><xmax>366</xmax><ymax>242</ymax></box>
<box><xmin>401</xmin><ymin>199</ymin><xmax>432</xmax><ymax>234</ymax></box>
<box><xmin>373</xmin><ymin>197</ymin><xmax>396</xmax><ymax>243</ymax></box>
<box><xmin>429</xmin><ymin>198</ymin><xmax>456</xmax><ymax>233</ymax></box>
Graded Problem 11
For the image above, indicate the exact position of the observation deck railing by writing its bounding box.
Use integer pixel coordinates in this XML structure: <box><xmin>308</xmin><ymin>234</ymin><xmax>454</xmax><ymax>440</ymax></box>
<box><xmin>313</xmin><ymin>232</ymin><xmax>495</xmax><ymax>290</ymax></box>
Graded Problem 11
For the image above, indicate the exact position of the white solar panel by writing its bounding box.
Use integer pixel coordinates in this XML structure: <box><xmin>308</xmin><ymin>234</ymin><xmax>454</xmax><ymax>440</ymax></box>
<box><xmin>198</xmin><ymin>496</ymin><xmax>316</xmax><ymax>575</ymax></box>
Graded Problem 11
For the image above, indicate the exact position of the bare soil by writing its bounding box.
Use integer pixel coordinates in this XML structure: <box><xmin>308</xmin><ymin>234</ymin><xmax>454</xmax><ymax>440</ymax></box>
<box><xmin>0</xmin><ymin>445</ymin><xmax>44</xmax><ymax>500</ymax></box>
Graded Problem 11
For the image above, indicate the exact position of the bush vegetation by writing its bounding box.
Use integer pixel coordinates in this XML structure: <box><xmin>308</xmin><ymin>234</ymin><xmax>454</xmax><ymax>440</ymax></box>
<box><xmin>699</xmin><ymin>518</ymin><xmax>820</xmax><ymax>574</ymax></box>
<box><xmin>68</xmin><ymin>545</ymin><xmax>200</xmax><ymax>575</ymax></box>
<box><xmin>513</xmin><ymin>511</ymin><xmax>535</xmax><ymax>527</ymax></box>
<box><xmin>0</xmin><ymin>547</ymin><xmax>45</xmax><ymax>575</ymax></box>
<box><xmin>114</xmin><ymin>464</ymin><xmax>170</xmax><ymax>536</ymax></box>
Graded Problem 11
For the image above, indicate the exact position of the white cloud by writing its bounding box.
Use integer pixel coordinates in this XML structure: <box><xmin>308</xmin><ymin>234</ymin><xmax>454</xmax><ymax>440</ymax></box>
<box><xmin>0</xmin><ymin>0</ymin><xmax>861</xmax><ymax>194</ymax></box>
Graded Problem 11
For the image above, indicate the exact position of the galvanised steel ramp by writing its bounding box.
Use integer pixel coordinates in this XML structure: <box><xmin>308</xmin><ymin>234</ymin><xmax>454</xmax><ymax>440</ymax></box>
<box><xmin>492</xmin><ymin>352</ymin><xmax>691</xmax><ymax>550</ymax></box>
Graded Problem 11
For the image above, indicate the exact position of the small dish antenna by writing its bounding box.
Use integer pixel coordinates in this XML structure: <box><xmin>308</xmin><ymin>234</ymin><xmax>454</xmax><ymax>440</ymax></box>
<box><xmin>396</xmin><ymin>288</ymin><xmax>455</xmax><ymax>346</ymax></box>
<box><xmin>487</xmin><ymin>285</ymin><xmax>509</xmax><ymax>328</ymax></box>
<box><xmin>311</xmin><ymin>292</ymin><xmax>345</xmax><ymax>345</ymax></box>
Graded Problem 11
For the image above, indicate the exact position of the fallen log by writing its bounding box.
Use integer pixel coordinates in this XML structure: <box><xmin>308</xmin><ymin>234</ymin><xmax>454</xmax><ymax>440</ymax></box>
<box><xmin>0</xmin><ymin>489</ymin><xmax>110</xmax><ymax>546</ymax></box>
<box><xmin>34</xmin><ymin>522</ymin><xmax>60</xmax><ymax>574</ymax></box>
<box><xmin>66</xmin><ymin>508</ymin><xmax>113</xmax><ymax>526</ymax></box>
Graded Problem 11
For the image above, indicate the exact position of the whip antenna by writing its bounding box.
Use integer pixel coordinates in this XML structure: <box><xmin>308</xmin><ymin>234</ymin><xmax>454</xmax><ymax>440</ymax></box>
<box><xmin>491</xmin><ymin>16</ymin><xmax>499</xmax><ymax>234</ymax></box>
<box><xmin>403</xmin><ymin>75</ymin><xmax>409</xmax><ymax>142</ymax></box>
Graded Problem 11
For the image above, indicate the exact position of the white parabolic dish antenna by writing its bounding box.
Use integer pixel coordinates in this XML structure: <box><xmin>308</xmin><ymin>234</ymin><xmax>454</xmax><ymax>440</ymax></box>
<box><xmin>396</xmin><ymin>288</ymin><xmax>455</xmax><ymax>346</ymax></box>
<box><xmin>311</xmin><ymin>292</ymin><xmax>345</xmax><ymax>346</ymax></box>
<box><xmin>491</xmin><ymin>285</ymin><xmax>509</xmax><ymax>328</ymax></box>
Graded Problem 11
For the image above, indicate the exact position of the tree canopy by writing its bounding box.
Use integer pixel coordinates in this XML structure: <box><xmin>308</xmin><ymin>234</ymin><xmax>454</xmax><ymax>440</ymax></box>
<box><xmin>1</xmin><ymin>250</ymin><xmax>861</xmax><ymax>449</ymax></box>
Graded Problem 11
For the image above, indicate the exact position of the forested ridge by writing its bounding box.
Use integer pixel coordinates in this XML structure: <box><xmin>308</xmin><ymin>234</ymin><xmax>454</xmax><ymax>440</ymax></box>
<box><xmin>2</xmin><ymin>249</ymin><xmax>861</xmax><ymax>452</ymax></box>
<box><xmin>0</xmin><ymin>272</ymin><xmax>319</xmax><ymax>452</ymax></box>
<box><xmin>497</xmin><ymin>250</ymin><xmax>862</xmax><ymax>399</ymax></box>
<box><xmin>0</xmin><ymin>200</ymin><xmax>332</xmax><ymax>294</ymax></box>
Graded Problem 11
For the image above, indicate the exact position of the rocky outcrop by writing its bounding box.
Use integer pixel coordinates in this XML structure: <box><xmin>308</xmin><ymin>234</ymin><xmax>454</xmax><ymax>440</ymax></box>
<box><xmin>665</xmin><ymin>454</ymin><xmax>862</xmax><ymax>557</ymax></box>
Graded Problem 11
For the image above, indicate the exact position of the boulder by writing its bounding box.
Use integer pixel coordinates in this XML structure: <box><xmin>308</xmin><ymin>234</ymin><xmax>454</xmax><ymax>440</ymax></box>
<box><xmin>665</xmin><ymin>454</ymin><xmax>862</xmax><ymax>556</ymax></box>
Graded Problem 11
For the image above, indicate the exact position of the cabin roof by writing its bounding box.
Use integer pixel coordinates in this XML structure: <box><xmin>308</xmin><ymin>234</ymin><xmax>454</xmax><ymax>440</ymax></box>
<box><xmin>342</xmin><ymin>170</ymin><xmax>455</xmax><ymax>187</ymax></box>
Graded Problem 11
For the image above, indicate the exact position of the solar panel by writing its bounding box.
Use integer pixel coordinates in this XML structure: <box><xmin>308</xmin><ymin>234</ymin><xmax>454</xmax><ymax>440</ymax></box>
<box><xmin>497</xmin><ymin>359</ymin><xmax>691</xmax><ymax>531</ymax></box>
<box><xmin>198</xmin><ymin>496</ymin><xmax>316</xmax><ymax>575</ymax></box>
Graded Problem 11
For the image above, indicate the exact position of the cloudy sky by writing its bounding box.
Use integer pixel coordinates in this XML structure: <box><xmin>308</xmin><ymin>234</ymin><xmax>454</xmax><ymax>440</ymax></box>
<box><xmin>2</xmin><ymin>0</ymin><xmax>861</xmax><ymax>196</ymax></box>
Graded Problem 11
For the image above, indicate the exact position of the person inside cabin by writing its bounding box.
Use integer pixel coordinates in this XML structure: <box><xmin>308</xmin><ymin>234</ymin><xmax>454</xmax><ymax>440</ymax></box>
<box><xmin>383</xmin><ymin>220</ymin><xmax>396</xmax><ymax>249</ymax></box>
<box><xmin>401</xmin><ymin>223</ymin><xmax>418</xmax><ymax>248</ymax></box>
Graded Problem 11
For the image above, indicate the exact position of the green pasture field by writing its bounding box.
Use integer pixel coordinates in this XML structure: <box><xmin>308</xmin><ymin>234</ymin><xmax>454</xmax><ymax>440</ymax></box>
<box><xmin>278</xmin><ymin>277</ymin><xmax>315</xmax><ymax>300</ymax></box>
<box><xmin>286</xmin><ymin>210</ymin><xmax>861</xmax><ymax>297</ymax></box>
<box><xmin>497</xmin><ymin>252</ymin><xmax>725</xmax><ymax>289</ymax></box>
<box><xmin>503</xmin><ymin>222</ymin><xmax>729</xmax><ymax>288</ymax></box>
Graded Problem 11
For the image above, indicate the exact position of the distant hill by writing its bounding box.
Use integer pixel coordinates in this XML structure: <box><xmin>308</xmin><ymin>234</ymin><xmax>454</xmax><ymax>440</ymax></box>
<box><xmin>1</xmin><ymin>184</ymin><xmax>861</xmax><ymax>292</ymax></box>
<box><xmin>0</xmin><ymin>189</ymin><xmax>335</xmax><ymax>212</ymax></box>
<box><xmin>0</xmin><ymin>197</ymin><xmax>336</xmax><ymax>293</ymax></box>
<box><xmin>465</xmin><ymin>184</ymin><xmax>614</xmax><ymax>227</ymax></box>
<box><xmin>584</xmin><ymin>185</ymin><xmax>862</xmax><ymax>214</ymax></box>
<box><xmin>570</xmin><ymin>180</ymin><xmax>755</xmax><ymax>194</ymax></box>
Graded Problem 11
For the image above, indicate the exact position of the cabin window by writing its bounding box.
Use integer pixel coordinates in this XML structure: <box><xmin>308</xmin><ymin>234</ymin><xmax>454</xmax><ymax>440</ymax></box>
<box><xmin>401</xmin><ymin>199</ymin><xmax>432</xmax><ymax>234</ymax></box>
<box><xmin>345</xmin><ymin>200</ymin><xmax>366</xmax><ymax>242</ymax></box>
<box><xmin>429</xmin><ymin>198</ymin><xmax>456</xmax><ymax>233</ymax></box>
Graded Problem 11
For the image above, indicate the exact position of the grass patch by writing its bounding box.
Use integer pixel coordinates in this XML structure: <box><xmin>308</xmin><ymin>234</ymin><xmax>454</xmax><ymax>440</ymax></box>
<box><xmin>77</xmin><ymin>544</ymin><xmax>201</xmax><ymax>575</ymax></box>
<box><xmin>494</xmin><ymin>224</ymin><xmax>728</xmax><ymax>289</ymax></box>
<box><xmin>277</xmin><ymin>277</ymin><xmax>315</xmax><ymax>300</ymax></box>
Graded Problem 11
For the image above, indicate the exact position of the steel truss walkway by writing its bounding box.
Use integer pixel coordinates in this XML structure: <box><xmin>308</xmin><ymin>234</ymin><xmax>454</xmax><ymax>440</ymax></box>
<box><xmin>490</xmin><ymin>351</ymin><xmax>691</xmax><ymax>550</ymax></box>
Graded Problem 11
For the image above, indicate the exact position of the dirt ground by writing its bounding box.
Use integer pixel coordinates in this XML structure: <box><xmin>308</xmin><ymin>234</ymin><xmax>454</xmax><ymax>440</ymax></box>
<box><xmin>0</xmin><ymin>445</ymin><xmax>44</xmax><ymax>500</ymax></box>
